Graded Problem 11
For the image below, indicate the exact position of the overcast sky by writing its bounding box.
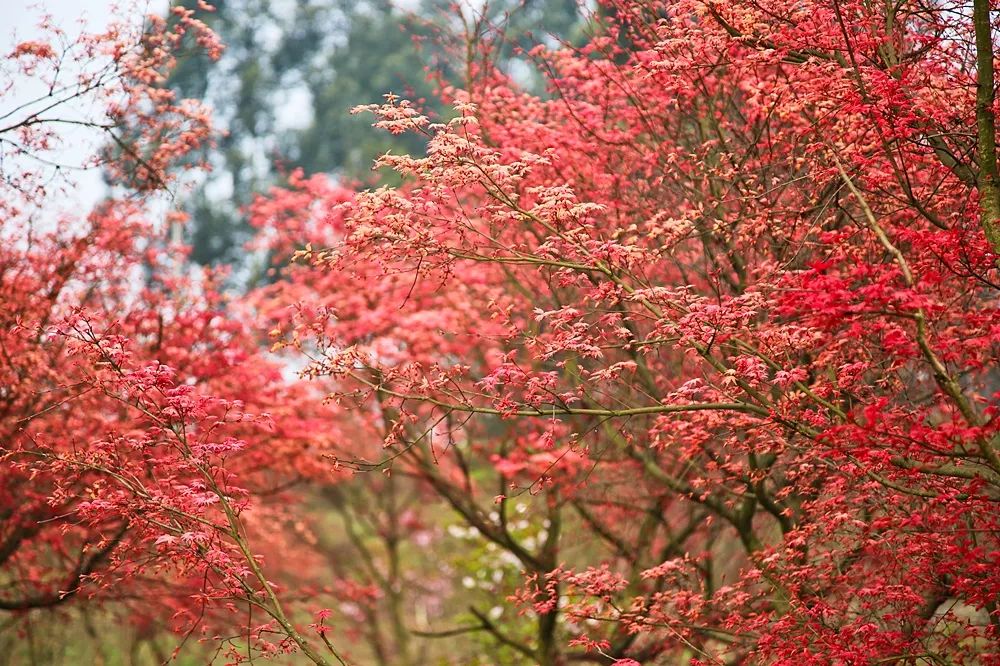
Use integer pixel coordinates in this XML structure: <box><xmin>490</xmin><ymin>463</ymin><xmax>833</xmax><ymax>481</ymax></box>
<box><xmin>9</xmin><ymin>1</ymin><xmax>124</xmax><ymax>45</ymax></box>
<box><xmin>5</xmin><ymin>1</ymin><xmax>168</xmax><ymax>209</ymax></box>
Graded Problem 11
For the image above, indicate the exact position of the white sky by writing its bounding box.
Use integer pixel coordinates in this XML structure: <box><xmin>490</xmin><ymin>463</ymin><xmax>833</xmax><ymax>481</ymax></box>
<box><xmin>4</xmin><ymin>1</ymin><xmax>166</xmax><ymax>209</ymax></box>
<box><xmin>8</xmin><ymin>1</ymin><xmax>119</xmax><ymax>38</ymax></box>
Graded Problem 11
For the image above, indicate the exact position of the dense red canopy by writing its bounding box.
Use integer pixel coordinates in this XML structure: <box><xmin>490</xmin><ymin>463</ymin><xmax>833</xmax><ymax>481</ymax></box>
<box><xmin>4</xmin><ymin>0</ymin><xmax>1000</xmax><ymax>664</ymax></box>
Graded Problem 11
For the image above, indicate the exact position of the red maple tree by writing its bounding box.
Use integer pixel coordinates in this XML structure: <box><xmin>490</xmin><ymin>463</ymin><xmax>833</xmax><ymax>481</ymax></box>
<box><xmin>250</xmin><ymin>0</ymin><xmax>1000</xmax><ymax>663</ymax></box>
<box><xmin>1</xmin><ymin>6</ymin><xmax>348</xmax><ymax>664</ymax></box>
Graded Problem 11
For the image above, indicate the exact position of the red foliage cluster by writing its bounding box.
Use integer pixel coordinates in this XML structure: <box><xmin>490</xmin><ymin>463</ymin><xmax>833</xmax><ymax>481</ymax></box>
<box><xmin>5</xmin><ymin>0</ymin><xmax>1000</xmax><ymax>664</ymax></box>
<box><xmin>248</xmin><ymin>0</ymin><xmax>1000</xmax><ymax>662</ymax></box>
<box><xmin>1</xmin><ymin>6</ymin><xmax>347</xmax><ymax>664</ymax></box>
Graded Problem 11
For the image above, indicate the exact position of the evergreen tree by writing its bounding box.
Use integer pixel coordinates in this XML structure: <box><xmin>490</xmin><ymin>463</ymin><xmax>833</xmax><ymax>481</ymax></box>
<box><xmin>168</xmin><ymin>0</ymin><xmax>584</xmax><ymax>270</ymax></box>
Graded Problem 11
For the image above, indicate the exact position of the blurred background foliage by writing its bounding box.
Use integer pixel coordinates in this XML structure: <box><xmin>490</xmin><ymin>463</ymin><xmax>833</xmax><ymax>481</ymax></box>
<box><xmin>166</xmin><ymin>0</ymin><xmax>585</xmax><ymax>271</ymax></box>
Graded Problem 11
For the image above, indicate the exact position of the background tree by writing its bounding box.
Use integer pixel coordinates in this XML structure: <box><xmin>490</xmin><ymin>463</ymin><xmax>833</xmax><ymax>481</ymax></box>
<box><xmin>165</xmin><ymin>0</ymin><xmax>584</xmax><ymax>270</ymax></box>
